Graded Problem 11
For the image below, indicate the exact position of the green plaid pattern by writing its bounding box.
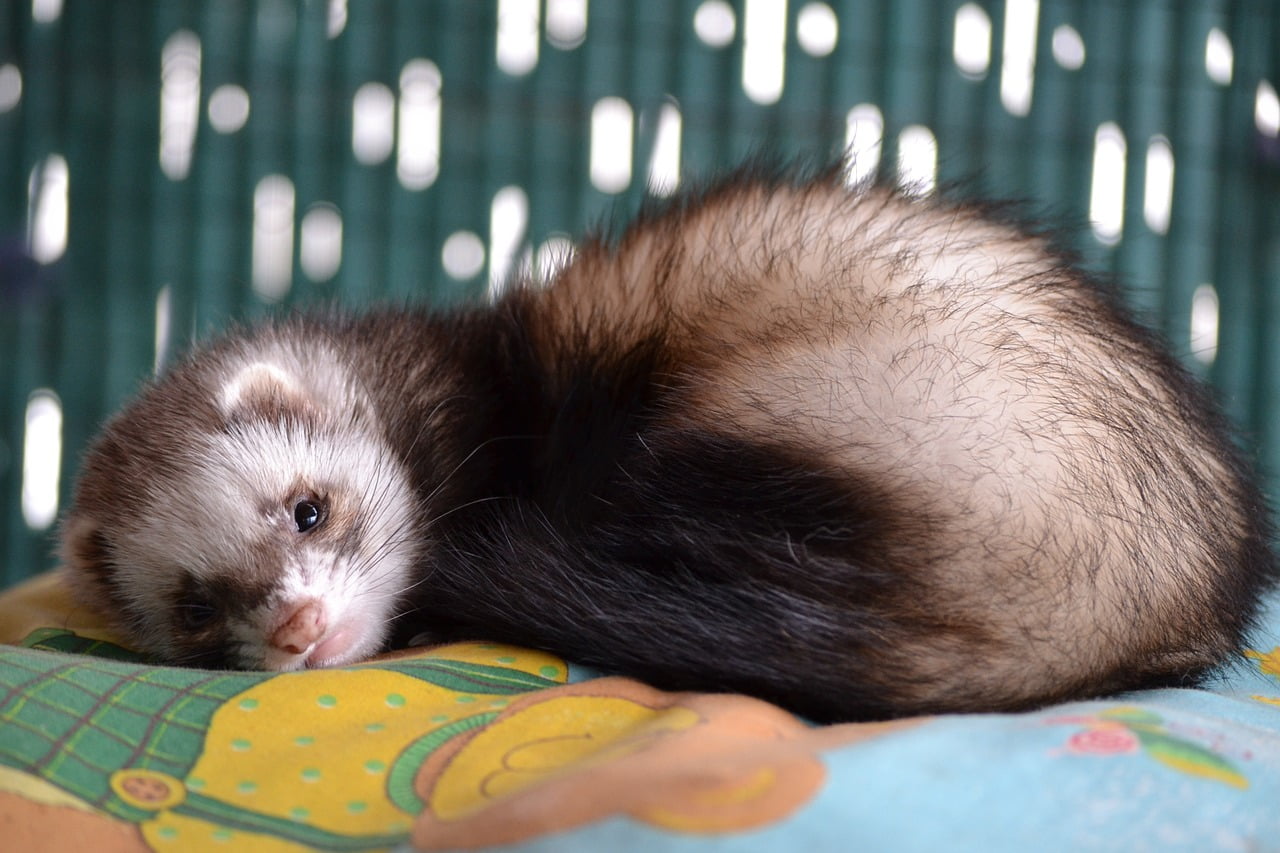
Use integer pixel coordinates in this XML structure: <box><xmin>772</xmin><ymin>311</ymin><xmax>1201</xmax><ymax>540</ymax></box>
<box><xmin>0</xmin><ymin>645</ymin><xmax>262</xmax><ymax>821</ymax></box>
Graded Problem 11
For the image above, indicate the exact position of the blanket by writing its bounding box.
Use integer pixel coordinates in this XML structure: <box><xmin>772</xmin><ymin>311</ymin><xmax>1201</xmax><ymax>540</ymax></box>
<box><xmin>1</xmin><ymin>571</ymin><xmax>1278</xmax><ymax>851</ymax></box>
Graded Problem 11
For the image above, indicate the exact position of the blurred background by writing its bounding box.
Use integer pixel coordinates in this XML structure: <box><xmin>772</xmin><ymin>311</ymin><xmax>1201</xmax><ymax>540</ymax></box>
<box><xmin>0</xmin><ymin>0</ymin><xmax>1277</xmax><ymax>587</ymax></box>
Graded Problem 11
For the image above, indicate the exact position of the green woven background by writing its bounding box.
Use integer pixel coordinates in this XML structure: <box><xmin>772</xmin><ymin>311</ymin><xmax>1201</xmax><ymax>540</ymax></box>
<box><xmin>0</xmin><ymin>0</ymin><xmax>1277</xmax><ymax>586</ymax></box>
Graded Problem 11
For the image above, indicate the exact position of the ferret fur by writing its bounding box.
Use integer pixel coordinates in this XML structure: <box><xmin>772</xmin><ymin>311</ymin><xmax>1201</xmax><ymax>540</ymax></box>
<box><xmin>60</xmin><ymin>169</ymin><xmax>1277</xmax><ymax>722</ymax></box>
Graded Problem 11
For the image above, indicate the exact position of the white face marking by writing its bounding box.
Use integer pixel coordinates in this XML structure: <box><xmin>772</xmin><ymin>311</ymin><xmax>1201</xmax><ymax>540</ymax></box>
<box><xmin>94</xmin><ymin>361</ymin><xmax>422</xmax><ymax>668</ymax></box>
<box><xmin>208</xmin><ymin>421</ymin><xmax>418</xmax><ymax>669</ymax></box>
<box><xmin>241</xmin><ymin>546</ymin><xmax>409</xmax><ymax>671</ymax></box>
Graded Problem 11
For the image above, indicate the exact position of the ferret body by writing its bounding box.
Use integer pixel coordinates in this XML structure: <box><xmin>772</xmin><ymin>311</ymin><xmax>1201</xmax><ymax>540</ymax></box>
<box><xmin>60</xmin><ymin>171</ymin><xmax>1276</xmax><ymax>722</ymax></box>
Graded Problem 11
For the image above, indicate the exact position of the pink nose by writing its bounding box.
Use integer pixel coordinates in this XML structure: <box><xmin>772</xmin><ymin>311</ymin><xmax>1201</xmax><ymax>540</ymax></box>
<box><xmin>270</xmin><ymin>600</ymin><xmax>327</xmax><ymax>654</ymax></box>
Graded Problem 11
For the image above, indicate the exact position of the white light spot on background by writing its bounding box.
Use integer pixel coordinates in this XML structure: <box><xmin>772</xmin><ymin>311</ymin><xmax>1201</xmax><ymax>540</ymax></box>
<box><xmin>896</xmin><ymin>125</ymin><xmax>937</xmax><ymax>196</ymax></box>
<box><xmin>159</xmin><ymin>30</ymin><xmax>202</xmax><ymax>180</ymax></box>
<box><xmin>489</xmin><ymin>186</ymin><xmax>529</xmax><ymax>295</ymax></box>
<box><xmin>1204</xmin><ymin>27</ymin><xmax>1232</xmax><ymax>86</ymax></box>
<box><xmin>796</xmin><ymin>3</ymin><xmax>837</xmax><ymax>57</ymax></box>
<box><xmin>694</xmin><ymin>1</ymin><xmax>736</xmax><ymax>48</ymax></box>
<box><xmin>1000</xmin><ymin>0</ymin><xmax>1039</xmax><ymax>116</ymax></box>
<box><xmin>590</xmin><ymin>96</ymin><xmax>634</xmax><ymax>194</ymax></box>
<box><xmin>31</xmin><ymin>0</ymin><xmax>61</xmax><ymax>24</ymax></box>
<box><xmin>442</xmin><ymin>230</ymin><xmax>485</xmax><ymax>280</ymax></box>
<box><xmin>742</xmin><ymin>0</ymin><xmax>787</xmax><ymax>104</ymax></box>
<box><xmin>953</xmin><ymin>3</ymin><xmax>991</xmax><ymax>78</ymax></box>
<box><xmin>397</xmin><ymin>60</ymin><xmax>442</xmax><ymax>191</ymax></box>
<box><xmin>252</xmin><ymin>174</ymin><xmax>296</xmax><ymax>301</ymax></box>
<box><xmin>352</xmin><ymin>82</ymin><xmax>395</xmax><ymax>165</ymax></box>
<box><xmin>0</xmin><ymin>64</ymin><xmax>23</xmax><ymax>113</ymax></box>
<box><xmin>1142</xmin><ymin>136</ymin><xmax>1174</xmax><ymax>235</ymax></box>
<box><xmin>547</xmin><ymin>0</ymin><xmax>588</xmax><ymax>49</ymax></box>
<box><xmin>1051</xmin><ymin>24</ymin><xmax>1085</xmax><ymax>70</ymax></box>
<box><xmin>1089</xmin><ymin>122</ymin><xmax>1126</xmax><ymax>245</ymax></box>
<box><xmin>327</xmin><ymin>0</ymin><xmax>348</xmax><ymax>38</ymax></box>
<box><xmin>300</xmin><ymin>204</ymin><xmax>343</xmax><ymax>282</ymax></box>
<box><xmin>1190</xmin><ymin>284</ymin><xmax>1219</xmax><ymax>365</ymax></box>
<box><xmin>208</xmin><ymin>84</ymin><xmax>250</xmax><ymax>133</ymax></box>
<box><xmin>22</xmin><ymin>389</ymin><xmax>61</xmax><ymax>531</ymax></box>
<box><xmin>27</xmin><ymin>154</ymin><xmax>68</xmax><ymax>265</ymax></box>
<box><xmin>154</xmin><ymin>285</ymin><xmax>172</xmax><ymax>374</ymax></box>
<box><xmin>497</xmin><ymin>0</ymin><xmax>540</xmax><ymax>76</ymax></box>
<box><xmin>535</xmin><ymin>235</ymin><xmax>575</xmax><ymax>284</ymax></box>
<box><xmin>843</xmin><ymin>103</ymin><xmax>883</xmax><ymax>186</ymax></box>
<box><xmin>1256</xmin><ymin>80</ymin><xmax>1279</xmax><ymax>137</ymax></box>
<box><xmin>647</xmin><ymin>101</ymin><xmax>683</xmax><ymax>197</ymax></box>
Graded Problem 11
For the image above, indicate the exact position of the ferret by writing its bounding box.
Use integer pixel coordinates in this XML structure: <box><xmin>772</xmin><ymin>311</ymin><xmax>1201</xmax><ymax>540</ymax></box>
<box><xmin>59</xmin><ymin>168</ymin><xmax>1277</xmax><ymax>722</ymax></box>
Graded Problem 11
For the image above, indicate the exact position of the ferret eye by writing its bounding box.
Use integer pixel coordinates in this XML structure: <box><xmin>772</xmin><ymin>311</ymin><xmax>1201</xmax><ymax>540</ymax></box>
<box><xmin>293</xmin><ymin>499</ymin><xmax>326</xmax><ymax>533</ymax></box>
<box><xmin>179</xmin><ymin>601</ymin><xmax>217</xmax><ymax>630</ymax></box>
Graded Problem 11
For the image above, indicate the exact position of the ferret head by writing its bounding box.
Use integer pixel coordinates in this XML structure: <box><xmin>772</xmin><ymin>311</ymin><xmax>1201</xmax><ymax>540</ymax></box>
<box><xmin>60</xmin><ymin>331</ymin><xmax>423</xmax><ymax>671</ymax></box>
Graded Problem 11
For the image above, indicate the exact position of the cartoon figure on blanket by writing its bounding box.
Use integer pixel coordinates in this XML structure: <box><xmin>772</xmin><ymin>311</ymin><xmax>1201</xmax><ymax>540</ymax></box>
<box><xmin>0</xmin><ymin>630</ymin><xmax>912</xmax><ymax>852</ymax></box>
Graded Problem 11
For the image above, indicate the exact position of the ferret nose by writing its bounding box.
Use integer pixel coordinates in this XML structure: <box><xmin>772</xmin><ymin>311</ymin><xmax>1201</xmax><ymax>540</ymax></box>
<box><xmin>270</xmin><ymin>600</ymin><xmax>327</xmax><ymax>655</ymax></box>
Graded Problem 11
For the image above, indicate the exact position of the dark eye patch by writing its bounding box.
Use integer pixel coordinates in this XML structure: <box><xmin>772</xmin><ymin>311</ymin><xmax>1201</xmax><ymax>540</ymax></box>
<box><xmin>174</xmin><ymin>580</ymin><xmax>221</xmax><ymax>633</ymax></box>
<box><xmin>174</xmin><ymin>572</ymin><xmax>275</xmax><ymax>634</ymax></box>
<box><xmin>177</xmin><ymin>598</ymin><xmax>217</xmax><ymax>629</ymax></box>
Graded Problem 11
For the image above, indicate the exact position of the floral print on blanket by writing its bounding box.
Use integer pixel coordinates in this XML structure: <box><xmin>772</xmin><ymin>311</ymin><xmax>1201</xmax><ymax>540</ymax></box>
<box><xmin>1047</xmin><ymin>706</ymin><xmax>1250</xmax><ymax>789</ymax></box>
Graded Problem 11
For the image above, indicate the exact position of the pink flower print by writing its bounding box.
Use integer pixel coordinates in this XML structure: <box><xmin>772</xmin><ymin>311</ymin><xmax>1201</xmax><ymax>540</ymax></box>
<box><xmin>1066</xmin><ymin>724</ymin><xmax>1140</xmax><ymax>755</ymax></box>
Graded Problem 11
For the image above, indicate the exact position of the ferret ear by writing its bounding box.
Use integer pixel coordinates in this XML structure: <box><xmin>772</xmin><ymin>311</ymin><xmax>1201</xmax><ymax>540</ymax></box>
<box><xmin>59</xmin><ymin>513</ymin><xmax>120</xmax><ymax>603</ymax></box>
<box><xmin>59</xmin><ymin>514</ymin><xmax>146</xmax><ymax>644</ymax></box>
<box><xmin>218</xmin><ymin>361</ymin><xmax>315</xmax><ymax>420</ymax></box>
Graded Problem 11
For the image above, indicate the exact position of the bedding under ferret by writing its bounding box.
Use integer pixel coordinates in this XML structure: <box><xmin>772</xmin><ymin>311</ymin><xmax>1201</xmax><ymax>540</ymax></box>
<box><xmin>0</xmin><ymin>570</ymin><xmax>1278</xmax><ymax>852</ymax></box>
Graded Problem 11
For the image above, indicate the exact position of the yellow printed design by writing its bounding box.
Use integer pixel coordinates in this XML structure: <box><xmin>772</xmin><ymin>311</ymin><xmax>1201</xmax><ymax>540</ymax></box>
<box><xmin>1245</xmin><ymin>647</ymin><xmax>1280</xmax><ymax>708</ymax></box>
<box><xmin>410</xmin><ymin>680</ymin><xmax>923</xmax><ymax>849</ymax></box>
<box><xmin>0</xmin><ymin>639</ymin><xmax>570</xmax><ymax>852</ymax></box>
<box><xmin>0</xmin><ymin>631</ymin><xmax>923</xmax><ymax>851</ymax></box>
<box><xmin>1246</xmin><ymin>647</ymin><xmax>1280</xmax><ymax>680</ymax></box>
<box><xmin>141</xmin><ymin>670</ymin><xmax>444</xmax><ymax>850</ymax></box>
<box><xmin>427</xmin><ymin>694</ymin><xmax>702</xmax><ymax>819</ymax></box>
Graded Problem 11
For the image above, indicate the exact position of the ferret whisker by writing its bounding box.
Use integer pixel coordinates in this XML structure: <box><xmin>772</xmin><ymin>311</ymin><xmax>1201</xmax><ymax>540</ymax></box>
<box><xmin>419</xmin><ymin>434</ymin><xmax>537</xmax><ymax>508</ymax></box>
<box><xmin>390</xmin><ymin>395</ymin><xmax>464</xmax><ymax>463</ymax></box>
<box><xmin>421</xmin><ymin>495</ymin><xmax>512</xmax><ymax>530</ymax></box>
